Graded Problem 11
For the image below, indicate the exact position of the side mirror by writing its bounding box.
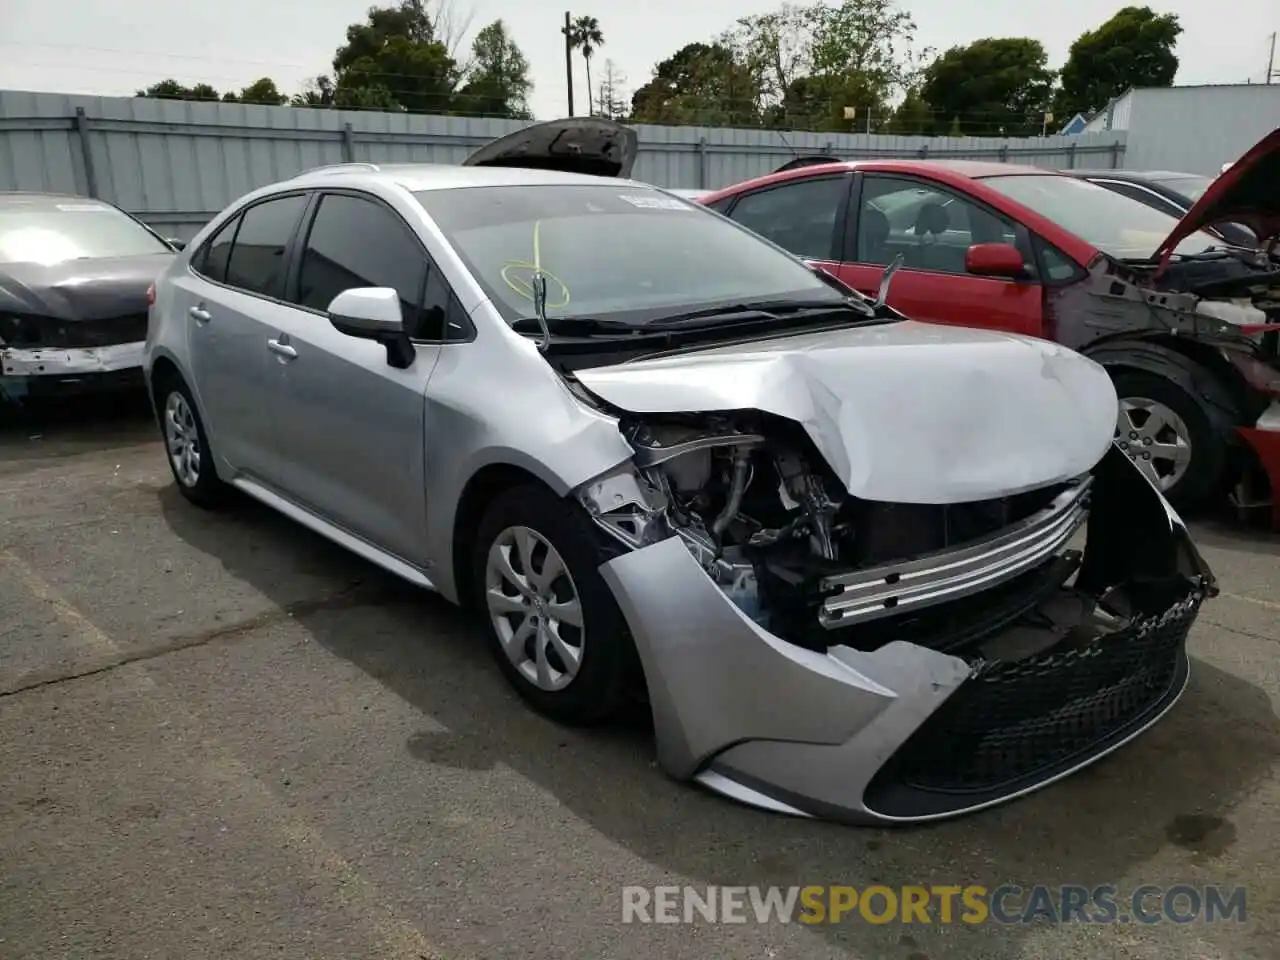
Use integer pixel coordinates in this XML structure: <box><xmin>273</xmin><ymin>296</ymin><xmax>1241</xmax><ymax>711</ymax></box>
<box><xmin>166</xmin><ymin>237</ymin><xmax>186</xmax><ymax>251</ymax></box>
<box><xmin>965</xmin><ymin>242</ymin><xmax>1026</xmax><ymax>279</ymax></box>
<box><xmin>327</xmin><ymin>287</ymin><xmax>416</xmax><ymax>369</ymax></box>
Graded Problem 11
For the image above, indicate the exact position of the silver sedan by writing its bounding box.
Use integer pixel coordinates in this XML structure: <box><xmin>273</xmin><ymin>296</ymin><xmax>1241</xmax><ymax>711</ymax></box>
<box><xmin>144</xmin><ymin>121</ymin><xmax>1217</xmax><ymax>825</ymax></box>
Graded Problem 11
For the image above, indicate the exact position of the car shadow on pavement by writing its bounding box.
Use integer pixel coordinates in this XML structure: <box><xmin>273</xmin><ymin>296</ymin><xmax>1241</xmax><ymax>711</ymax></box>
<box><xmin>0</xmin><ymin>392</ymin><xmax>156</xmax><ymax>463</ymax></box>
<box><xmin>159</xmin><ymin>486</ymin><xmax>1280</xmax><ymax>959</ymax></box>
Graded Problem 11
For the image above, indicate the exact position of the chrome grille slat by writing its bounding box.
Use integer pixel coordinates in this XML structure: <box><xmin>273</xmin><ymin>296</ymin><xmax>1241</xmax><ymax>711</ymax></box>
<box><xmin>819</xmin><ymin>478</ymin><xmax>1092</xmax><ymax>629</ymax></box>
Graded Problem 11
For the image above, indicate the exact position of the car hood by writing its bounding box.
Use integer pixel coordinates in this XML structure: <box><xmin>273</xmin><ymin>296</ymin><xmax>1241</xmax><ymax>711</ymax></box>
<box><xmin>573</xmin><ymin>321</ymin><xmax>1119</xmax><ymax>505</ymax></box>
<box><xmin>1154</xmin><ymin>126</ymin><xmax>1280</xmax><ymax>265</ymax></box>
<box><xmin>0</xmin><ymin>253</ymin><xmax>172</xmax><ymax>321</ymax></box>
<box><xmin>462</xmin><ymin>117</ymin><xmax>639</xmax><ymax>179</ymax></box>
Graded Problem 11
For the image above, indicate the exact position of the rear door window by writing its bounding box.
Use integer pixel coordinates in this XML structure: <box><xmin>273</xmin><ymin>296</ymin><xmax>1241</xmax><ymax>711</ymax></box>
<box><xmin>194</xmin><ymin>214</ymin><xmax>240</xmax><ymax>283</ymax></box>
<box><xmin>725</xmin><ymin>175</ymin><xmax>849</xmax><ymax>261</ymax></box>
<box><xmin>223</xmin><ymin>194</ymin><xmax>308</xmax><ymax>298</ymax></box>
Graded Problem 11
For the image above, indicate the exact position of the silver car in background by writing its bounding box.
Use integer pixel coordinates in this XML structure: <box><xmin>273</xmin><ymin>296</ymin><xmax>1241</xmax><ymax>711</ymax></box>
<box><xmin>143</xmin><ymin>121</ymin><xmax>1217</xmax><ymax>824</ymax></box>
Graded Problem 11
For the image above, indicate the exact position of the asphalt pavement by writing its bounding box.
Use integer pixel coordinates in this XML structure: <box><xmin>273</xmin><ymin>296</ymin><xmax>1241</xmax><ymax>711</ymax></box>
<box><xmin>0</xmin><ymin>395</ymin><xmax>1277</xmax><ymax>960</ymax></box>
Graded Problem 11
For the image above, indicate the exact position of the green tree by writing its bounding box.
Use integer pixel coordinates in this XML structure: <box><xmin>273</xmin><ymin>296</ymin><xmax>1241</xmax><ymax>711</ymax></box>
<box><xmin>1054</xmin><ymin>6</ymin><xmax>1182</xmax><ymax>120</ymax></box>
<box><xmin>630</xmin><ymin>42</ymin><xmax>762</xmax><ymax>127</ymax></box>
<box><xmin>728</xmin><ymin>0</ymin><xmax>922</xmax><ymax>131</ymax></box>
<box><xmin>919</xmin><ymin>38</ymin><xmax>1055</xmax><ymax>136</ymax></box>
<box><xmin>882</xmin><ymin>87</ymin><xmax>931</xmax><ymax>134</ymax></box>
<box><xmin>807</xmin><ymin>0</ymin><xmax>918</xmax><ymax>106</ymax></box>
<box><xmin>233</xmin><ymin>77</ymin><xmax>289</xmax><ymax>105</ymax></box>
<box><xmin>730</xmin><ymin>4</ymin><xmax>811</xmax><ymax>112</ymax></box>
<box><xmin>569</xmin><ymin>15</ymin><xmax>605</xmax><ymax>114</ymax></box>
<box><xmin>331</xmin><ymin>0</ymin><xmax>459</xmax><ymax>113</ymax></box>
<box><xmin>292</xmin><ymin>76</ymin><xmax>337</xmax><ymax>107</ymax></box>
<box><xmin>455</xmin><ymin>19</ymin><xmax>533</xmax><ymax>118</ymax></box>
<box><xmin>136</xmin><ymin>79</ymin><xmax>223</xmax><ymax>101</ymax></box>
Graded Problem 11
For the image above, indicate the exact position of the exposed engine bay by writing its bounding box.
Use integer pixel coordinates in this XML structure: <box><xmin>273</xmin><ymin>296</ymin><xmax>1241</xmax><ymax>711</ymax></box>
<box><xmin>1048</xmin><ymin>254</ymin><xmax>1280</xmax><ymax>374</ymax></box>
<box><xmin>574</xmin><ymin>411</ymin><xmax>1169</xmax><ymax>664</ymax></box>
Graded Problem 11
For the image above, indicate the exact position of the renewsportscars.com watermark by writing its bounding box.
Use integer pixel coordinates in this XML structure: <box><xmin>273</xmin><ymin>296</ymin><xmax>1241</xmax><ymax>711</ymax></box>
<box><xmin>622</xmin><ymin>885</ymin><xmax>1247</xmax><ymax>925</ymax></box>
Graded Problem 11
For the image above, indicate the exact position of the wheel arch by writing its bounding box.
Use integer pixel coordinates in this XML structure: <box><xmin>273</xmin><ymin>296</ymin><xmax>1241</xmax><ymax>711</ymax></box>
<box><xmin>148</xmin><ymin>354</ymin><xmax>183</xmax><ymax>398</ymax></box>
<box><xmin>450</xmin><ymin>462</ymin><xmax>554</xmax><ymax>611</ymax></box>
<box><xmin>1083</xmin><ymin>336</ymin><xmax>1244</xmax><ymax>427</ymax></box>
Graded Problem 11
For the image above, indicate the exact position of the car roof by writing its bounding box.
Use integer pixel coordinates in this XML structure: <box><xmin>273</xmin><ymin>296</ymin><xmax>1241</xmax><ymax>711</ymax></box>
<box><xmin>286</xmin><ymin>162</ymin><xmax>651</xmax><ymax>193</ymax></box>
<box><xmin>1064</xmin><ymin>169</ymin><xmax>1204</xmax><ymax>181</ymax></box>
<box><xmin>701</xmin><ymin>158</ymin><xmax>1053</xmax><ymax>202</ymax></box>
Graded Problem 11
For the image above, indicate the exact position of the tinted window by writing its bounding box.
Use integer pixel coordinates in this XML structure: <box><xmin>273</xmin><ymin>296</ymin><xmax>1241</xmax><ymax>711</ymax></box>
<box><xmin>224</xmin><ymin>194</ymin><xmax>307</xmax><ymax>297</ymax></box>
<box><xmin>981</xmin><ymin>174</ymin><xmax>1220</xmax><ymax>259</ymax></box>
<box><xmin>296</xmin><ymin>194</ymin><xmax>429</xmax><ymax>333</ymax></box>
<box><xmin>726</xmin><ymin>177</ymin><xmax>846</xmax><ymax>260</ymax></box>
<box><xmin>1097</xmin><ymin>181</ymin><xmax>1186</xmax><ymax>219</ymax></box>
<box><xmin>197</xmin><ymin>214</ymin><xmax>240</xmax><ymax>283</ymax></box>
<box><xmin>0</xmin><ymin>197</ymin><xmax>171</xmax><ymax>266</ymax></box>
<box><xmin>705</xmin><ymin>196</ymin><xmax>734</xmax><ymax>215</ymax></box>
<box><xmin>858</xmin><ymin>176</ymin><xmax>1019</xmax><ymax>275</ymax></box>
<box><xmin>413</xmin><ymin>184</ymin><xmax>844</xmax><ymax>326</ymax></box>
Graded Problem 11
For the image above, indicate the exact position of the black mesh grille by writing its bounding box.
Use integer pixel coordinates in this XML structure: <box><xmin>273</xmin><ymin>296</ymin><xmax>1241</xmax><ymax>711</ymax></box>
<box><xmin>46</xmin><ymin>314</ymin><xmax>149</xmax><ymax>348</ymax></box>
<box><xmin>2</xmin><ymin>313</ymin><xmax>148</xmax><ymax>348</ymax></box>
<box><xmin>874</xmin><ymin>590</ymin><xmax>1202</xmax><ymax>797</ymax></box>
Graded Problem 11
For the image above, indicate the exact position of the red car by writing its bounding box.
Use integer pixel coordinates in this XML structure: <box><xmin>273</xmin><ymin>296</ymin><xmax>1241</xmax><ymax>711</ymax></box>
<box><xmin>697</xmin><ymin>133</ymin><xmax>1280</xmax><ymax>521</ymax></box>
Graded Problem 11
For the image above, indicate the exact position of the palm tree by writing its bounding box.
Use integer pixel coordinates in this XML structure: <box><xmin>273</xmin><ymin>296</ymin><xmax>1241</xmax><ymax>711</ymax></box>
<box><xmin>570</xmin><ymin>15</ymin><xmax>605</xmax><ymax>115</ymax></box>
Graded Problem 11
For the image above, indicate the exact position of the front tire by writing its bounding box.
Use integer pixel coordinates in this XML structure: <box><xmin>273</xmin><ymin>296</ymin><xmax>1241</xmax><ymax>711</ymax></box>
<box><xmin>1111</xmin><ymin>369</ymin><xmax>1225</xmax><ymax>511</ymax></box>
<box><xmin>471</xmin><ymin>483</ymin><xmax>633</xmax><ymax>725</ymax></box>
<box><xmin>156</xmin><ymin>375</ymin><xmax>230</xmax><ymax>509</ymax></box>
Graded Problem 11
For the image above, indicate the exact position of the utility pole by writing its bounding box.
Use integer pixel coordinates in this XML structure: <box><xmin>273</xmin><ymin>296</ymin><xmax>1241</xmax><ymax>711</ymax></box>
<box><xmin>1267</xmin><ymin>32</ymin><xmax>1277</xmax><ymax>84</ymax></box>
<box><xmin>563</xmin><ymin>11</ymin><xmax>576</xmax><ymax>115</ymax></box>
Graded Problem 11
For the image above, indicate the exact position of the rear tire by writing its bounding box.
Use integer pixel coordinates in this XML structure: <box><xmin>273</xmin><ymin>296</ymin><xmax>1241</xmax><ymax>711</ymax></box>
<box><xmin>471</xmin><ymin>483</ymin><xmax>633</xmax><ymax>726</ymax></box>
<box><xmin>155</xmin><ymin>374</ymin><xmax>231</xmax><ymax>509</ymax></box>
<box><xmin>1110</xmin><ymin>369</ymin><xmax>1225</xmax><ymax>511</ymax></box>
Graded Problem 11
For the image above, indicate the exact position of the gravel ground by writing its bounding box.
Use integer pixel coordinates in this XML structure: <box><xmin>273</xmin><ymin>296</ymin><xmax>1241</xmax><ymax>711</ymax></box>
<box><xmin>0</xmin><ymin>395</ymin><xmax>1276</xmax><ymax>960</ymax></box>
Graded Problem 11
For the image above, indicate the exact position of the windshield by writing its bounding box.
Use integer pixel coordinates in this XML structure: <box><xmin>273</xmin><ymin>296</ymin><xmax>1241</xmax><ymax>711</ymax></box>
<box><xmin>0</xmin><ymin>198</ymin><xmax>171</xmax><ymax>266</ymax></box>
<box><xmin>1154</xmin><ymin>174</ymin><xmax>1213</xmax><ymax>201</ymax></box>
<box><xmin>980</xmin><ymin>174</ymin><xmax>1222</xmax><ymax>260</ymax></box>
<box><xmin>413</xmin><ymin>184</ymin><xmax>846</xmax><ymax>324</ymax></box>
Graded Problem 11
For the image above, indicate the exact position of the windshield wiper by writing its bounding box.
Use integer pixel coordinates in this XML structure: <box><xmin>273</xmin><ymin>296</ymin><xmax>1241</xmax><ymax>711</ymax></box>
<box><xmin>646</xmin><ymin>298</ymin><xmax>874</xmax><ymax>330</ymax></box>
<box><xmin>1166</xmin><ymin>247</ymin><xmax>1233</xmax><ymax>261</ymax></box>
<box><xmin>510</xmin><ymin>315</ymin><xmax>647</xmax><ymax>336</ymax></box>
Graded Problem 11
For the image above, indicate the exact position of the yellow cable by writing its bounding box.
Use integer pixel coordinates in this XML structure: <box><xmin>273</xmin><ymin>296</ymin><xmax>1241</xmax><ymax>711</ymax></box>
<box><xmin>501</xmin><ymin>218</ymin><xmax>571</xmax><ymax>309</ymax></box>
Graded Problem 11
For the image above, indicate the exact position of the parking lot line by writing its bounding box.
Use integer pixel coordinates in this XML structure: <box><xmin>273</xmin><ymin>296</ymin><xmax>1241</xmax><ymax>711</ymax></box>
<box><xmin>0</xmin><ymin>546</ymin><xmax>455</xmax><ymax>960</ymax></box>
<box><xmin>1219</xmin><ymin>591</ymin><xmax>1280</xmax><ymax>612</ymax></box>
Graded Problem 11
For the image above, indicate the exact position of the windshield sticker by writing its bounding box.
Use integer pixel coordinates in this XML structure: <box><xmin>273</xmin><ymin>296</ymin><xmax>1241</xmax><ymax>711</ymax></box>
<box><xmin>619</xmin><ymin>194</ymin><xmax>689</xmax><ymax>211</ymax></box>
<box><xmin>55</xmin><ymin>203</ymin><xmax>111</xmax><ymax>212</ymax></box>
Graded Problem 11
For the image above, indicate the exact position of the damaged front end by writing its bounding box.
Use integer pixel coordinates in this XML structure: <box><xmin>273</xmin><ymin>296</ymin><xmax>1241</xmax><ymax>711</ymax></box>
<box><xmin>1049</xmin><ymin>251</ymin><xmax>1280</xmax><ymax>527</ymax></box>
<box><xmin>578</xmin><ymin>411</ymin><xmax>1216</xmax><ymax>823</ymax></box>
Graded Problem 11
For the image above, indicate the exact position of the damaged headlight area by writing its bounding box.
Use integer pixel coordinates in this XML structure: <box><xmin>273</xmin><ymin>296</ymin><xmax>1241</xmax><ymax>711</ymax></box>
<box><xmin>576</xmin><ymin>410</ymin><xmax>1218</xmax><ymax>821</ymax></box>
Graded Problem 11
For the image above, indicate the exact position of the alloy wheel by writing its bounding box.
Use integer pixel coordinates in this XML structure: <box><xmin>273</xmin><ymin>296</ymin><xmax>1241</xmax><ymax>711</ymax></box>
<box><xmin>1116</xmin><ymin>397</ymin><xmax>1192</xmax><ymax>492</ymax></box>
<box><xmin>163</xmin><ymin>390</ymin><xmax>202</xmax><ymax>488</ymax></box>
<box><xmin>484</xmin><ymin>525</ymin><xmax>584</xmax><ymax>692</ymax></box>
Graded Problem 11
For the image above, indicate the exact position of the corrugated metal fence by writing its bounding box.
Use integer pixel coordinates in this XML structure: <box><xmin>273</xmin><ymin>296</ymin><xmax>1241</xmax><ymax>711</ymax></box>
<box><xmin>0</xmin><ymin>89</ymin><xmax>1128</xmax><ymax>240</ymax></box>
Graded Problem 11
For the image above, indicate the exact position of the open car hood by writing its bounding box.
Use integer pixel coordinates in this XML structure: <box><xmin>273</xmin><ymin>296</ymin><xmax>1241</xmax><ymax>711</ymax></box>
<box><xmin>1155</xmin><ymin>126</ymin><xmax>1280</xmax><ymax>266</ymax></box>
<box><xmin>461</xmin><ymin>117</ymin><xmax>639</xmax><ymax>179</ymax></box>
<box><xmin>574</xmin><ymin>321</ymin><xmax>1119</xmax><ymax>505</ymax></box>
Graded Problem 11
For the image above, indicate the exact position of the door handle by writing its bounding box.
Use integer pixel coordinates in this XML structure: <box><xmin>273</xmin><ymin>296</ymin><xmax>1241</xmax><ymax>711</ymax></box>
<box><xmin>189</xmin><ymin>305</ymin><xmax>211</xmax><ymax>323</ymax></box>
<box><xmin>267</xmin><ymin>338</ymin><xmax>297</xmax><ymax>360</ymax></box>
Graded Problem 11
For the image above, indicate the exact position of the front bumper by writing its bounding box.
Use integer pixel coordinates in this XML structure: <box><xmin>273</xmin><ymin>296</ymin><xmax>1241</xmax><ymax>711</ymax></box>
<box><xmin>0</xmin><ymin>342</ymin><xmax>146</xmax><ymax>400</ymax></box>
<box><xmin>599</xmin><ymin>444</ymin><xmax>1215</xmax><ymax>825</ymax></box>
